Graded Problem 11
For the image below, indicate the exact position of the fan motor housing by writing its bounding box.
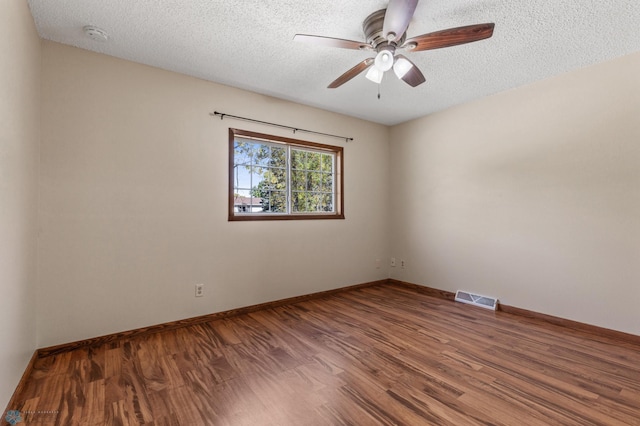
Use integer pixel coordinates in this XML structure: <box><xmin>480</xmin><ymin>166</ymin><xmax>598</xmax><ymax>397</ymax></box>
<box><xmin>363</xmin><ymin>9</ymin><xmax>406</xmax><ymax>50</ymax></box>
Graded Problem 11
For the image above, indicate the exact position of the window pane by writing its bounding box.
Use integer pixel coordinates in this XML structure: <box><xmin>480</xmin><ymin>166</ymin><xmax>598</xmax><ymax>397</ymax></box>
<box><xmin>269</xmin><ymin>191</ymin><xmax>287</xmax><ymax>213</ymax></box>
<box><xmin>250</xmin><ymin>167</ymin><xmax>264</xmax><ymax>188</ymax></box>
<box><xmin>309</xmin><ymin>172</ymin><xmax>322</xmax><ymax>192</ymax></box>
<box><xmin>322</xmin><ymin>173</ymin><xmax>333</xmax><ymax>192</ymax></box>
<box><xmin>234</xmin><ymin>141</ymin><xmax>255</xmax><ymax>167</ymax></box>
<box><xmin>321</xmin><ymin>194</ymin><xmax>334</xmax><ymax>212</ymax></box>
<box><xmin>251</xmin><ymin>143</ymin><xmax>271</xmax><ymax>166</ymax></box>
<box><xmin>321</xmin><ymin>153</ymin><xmax>333</xmax><ymax>172</ymax></box>
<box><xmin>234</xmin><ymin>148</ymin><xmax>254</xmax><ymax>190</ymax></box>
<box><xmin>259</xmin><ymin>196</ymin><xmax>271</xmax><ymax>212</ymax></box>
<box><xmin>309</xmin><ymin>193</ymin><xmax>322</xmax><ymax>211</ymax></box>
<box><xmin>251</xmin><ymin>169</ymin><xmax>284</xmax><ymax>210</ymax></box>
<box><xmin>292</xmin><ymin>192</ymin><xmax>330</xmax><ymax>213</ymax></box>
<box><xmin>292</xmin><ymin>192</ymin><xmax>306</xmax><ymax>212</ymax></box>
<box><xmin>271</xmin><ymin>167</ymin><xmax>286</xmax><ymax>190</ymax></box>
<box><xmin>291</xmin><ymin>149</ymin><xmax>306</xmax><ymax>170</ymax></box>
<box><xmin>307</xmin><ymin>151</ymin><xmax>321</xmax><ymax>171</ymax></box>
<box><xmin>291</xmin><ymin>170</ymin><xmax>306</xmax><ymax>191</ymax></box>
<box><xmin>270</xmin><ymin>146</ymin><xmax>287</xmax><ymax>168</ymax></box>
<box><xmin>259</xmin><ymin>170</ymin><xmax>275</xmax><ymax>190</ymax></box>
<box><xmin>235</xmin><ymin>137</ymin><xmax>287</xmax><ymax>212</ymax></box>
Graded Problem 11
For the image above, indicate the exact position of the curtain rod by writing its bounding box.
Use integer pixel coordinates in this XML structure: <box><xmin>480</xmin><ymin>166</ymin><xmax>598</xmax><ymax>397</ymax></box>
<box><xmin>210</xmin><ymin>111</ymin><xmax>353</xmax><ymax>143</ymax></box>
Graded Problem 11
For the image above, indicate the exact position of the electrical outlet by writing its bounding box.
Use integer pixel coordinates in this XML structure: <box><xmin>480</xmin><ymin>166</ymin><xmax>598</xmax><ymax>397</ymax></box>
<box><xmin>401</xmin><ymin>259</ymin><xmax>406</xmax><ymax>269</ymax></box>
<box><xmin>195</xmin><ymin>283</ymin><xmax>204</xmax><ymax>297</ymax></box>
<box><xmin>375</xmin><ymin>259</ymin><xmax>381</xmax><ymax>269</ymax></box>
<box><xmin>391</xmin><ymin>257</ymin><xmax>396</xmax><ymax>267</ymax></box>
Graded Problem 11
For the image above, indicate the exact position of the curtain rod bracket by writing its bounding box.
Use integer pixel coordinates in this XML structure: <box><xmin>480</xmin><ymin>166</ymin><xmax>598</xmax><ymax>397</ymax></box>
<box><xmin>210</xmin><ymin>111</ymin><xmax>353</xmax><ymax>142</ymax></box>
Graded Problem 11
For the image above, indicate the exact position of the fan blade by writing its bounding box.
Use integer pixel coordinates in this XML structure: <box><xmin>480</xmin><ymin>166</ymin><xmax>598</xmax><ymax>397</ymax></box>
<box><xmin>393</xmin><ymin>55</ymin><xmax>425</xmax><ymax>87</ymax></box>
<box><xmin>403</xmin><ymin>23</ymin><xmax>495</xmax><ymax>52</ymax></box>
<box><xmin>383</xmin><ymin>0</ymin><xmax>419</xmax><ymax>42</ymax></box>
<box><xmin>294</xmin><ymin>34</ymin><xmax>370</xmax><ymax>50</ymax></box>
<box><xmin>328</xmin><ymin>58</ymin><xmax>374</xmax><ymax>88</ymax></box>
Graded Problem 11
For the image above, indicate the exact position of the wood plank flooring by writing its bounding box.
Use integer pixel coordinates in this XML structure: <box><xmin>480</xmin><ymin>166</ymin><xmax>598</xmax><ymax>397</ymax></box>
<box><xmin>10</xmin><ymin>283</ymin><xmax>640</xmax><ymax>425</ymax></box>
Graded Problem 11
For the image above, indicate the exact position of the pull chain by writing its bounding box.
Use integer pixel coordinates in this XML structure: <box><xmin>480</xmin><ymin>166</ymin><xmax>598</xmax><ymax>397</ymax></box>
<box><xmin>377</xmin><ymin>84</ymin><xmax>381</xmax><ymax>100</ymax></box>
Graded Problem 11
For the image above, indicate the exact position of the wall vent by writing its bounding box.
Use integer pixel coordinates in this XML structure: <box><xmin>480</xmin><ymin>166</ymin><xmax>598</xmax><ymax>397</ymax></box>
<box><xmin>455</xmin><ymin>290</ymin><xmax>498</xmax><ymax>311</ymax></box>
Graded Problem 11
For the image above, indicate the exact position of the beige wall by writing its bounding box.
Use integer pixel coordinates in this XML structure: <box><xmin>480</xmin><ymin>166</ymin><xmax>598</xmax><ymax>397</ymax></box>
<box><xmin>38</xmin><ymin>41</ymin><xmax>390</xmax><ymax>347</ymax></box>
<box><xmin>390</xmin><ymin>52</ymin><xmax>640</xmax><ymax>335</ymax></box>
<box><xmin>0</xmin><ymin>0</ymin><xmax>41</xmax><ymax>410</ymax></box>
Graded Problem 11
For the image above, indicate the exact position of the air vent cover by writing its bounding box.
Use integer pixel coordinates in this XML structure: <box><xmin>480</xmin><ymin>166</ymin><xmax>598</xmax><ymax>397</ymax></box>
<box><xmin>455</xmin><ymin>290</ymin><xmax>498</xmax><ymax>311</ymax></box>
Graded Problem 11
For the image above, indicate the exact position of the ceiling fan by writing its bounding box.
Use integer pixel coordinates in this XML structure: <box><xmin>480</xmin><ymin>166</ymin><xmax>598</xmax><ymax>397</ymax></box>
<box><xmin>294</xmin><ymin>0</ymin><xmax>495</xmax><ymax>88</ymax></box>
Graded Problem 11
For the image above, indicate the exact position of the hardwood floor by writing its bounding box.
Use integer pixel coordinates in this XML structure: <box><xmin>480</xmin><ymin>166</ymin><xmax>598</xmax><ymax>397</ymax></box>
<box><xmin>11</xmin><ymin>283</ymin><xmax>640</xmax><ymax>425</ymax></box>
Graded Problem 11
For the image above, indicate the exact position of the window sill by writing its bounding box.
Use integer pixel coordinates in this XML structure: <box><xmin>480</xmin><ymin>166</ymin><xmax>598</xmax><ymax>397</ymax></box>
<box><xmin>229</xmin><ymin>213</ymin><xmax>345</xmax><ymax>221</ymax></box>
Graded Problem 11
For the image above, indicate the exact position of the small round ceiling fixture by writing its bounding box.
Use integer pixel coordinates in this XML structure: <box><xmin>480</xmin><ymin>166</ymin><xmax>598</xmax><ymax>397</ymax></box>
<box><xmin>83</xmin><ymin>25</ymin><xmax>109</xmax><ymax>42</ymax></box>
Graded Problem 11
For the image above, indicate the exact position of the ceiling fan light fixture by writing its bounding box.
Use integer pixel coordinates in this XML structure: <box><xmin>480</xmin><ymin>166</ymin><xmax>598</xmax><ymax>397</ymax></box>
<box><xmin>374</xmin><ymin>49</ymin><xmax>394</xmax><ymax>72</ymax></box>
<box><xmin>393</xmin><ymin>56</ymin><xmax>414</xmax><ymax>79</ymax></box>
<box><xmin>365</xmin><ymin>66</ymin><xmax>384</xmax><ymax>84</ymax></box>
<box><xmin>294</xmin><ymin>1</ymin><xmax>495</xmax><ymax>90</ymax></box>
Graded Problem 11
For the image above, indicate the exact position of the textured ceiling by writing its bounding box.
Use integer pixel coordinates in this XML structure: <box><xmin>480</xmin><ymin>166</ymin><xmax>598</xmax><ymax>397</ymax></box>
<box><xmin>27</xmin><ymin>0</ymin><xmax>640</xmax><ymax>125</ymax></box>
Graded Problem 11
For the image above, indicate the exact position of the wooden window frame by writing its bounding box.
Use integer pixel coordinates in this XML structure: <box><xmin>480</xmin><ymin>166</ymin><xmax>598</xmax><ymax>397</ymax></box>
<box><xmin>229</xmin><ymin>128</ymin><xmax>344</xmax><ymax>221</ymax></box>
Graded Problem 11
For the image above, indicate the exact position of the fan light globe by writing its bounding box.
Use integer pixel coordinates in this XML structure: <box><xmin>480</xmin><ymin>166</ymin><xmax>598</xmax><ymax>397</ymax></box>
<box><xmin>393</xmin><ymin>57</ymin><xmax>414</xmax><ymax>79</ymax></box>
<box><xmin>374</xmin><ymin>50</ymin><xmax>394</xmax><ymax>72</ymax></box>
<box><xmin>365</xmin><ymin>66</ymin><xmax>384</xmax><ymax>84</ymax></box>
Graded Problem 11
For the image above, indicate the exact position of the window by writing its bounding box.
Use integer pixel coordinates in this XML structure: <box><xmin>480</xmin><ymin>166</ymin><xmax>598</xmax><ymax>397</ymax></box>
<box><xmin>229</xmin><ymin>128</ymin><xmax>344</xmax><ymax>221</ymax></box>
